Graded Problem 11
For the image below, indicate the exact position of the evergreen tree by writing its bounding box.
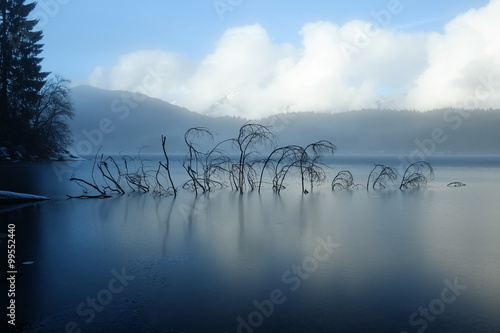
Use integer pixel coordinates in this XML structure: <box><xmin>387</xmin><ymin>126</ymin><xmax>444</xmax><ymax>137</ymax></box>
<box><xmin>1</xmin><ymin>0</ymin><xmax>72</xmax><ymax>157</ymax></box>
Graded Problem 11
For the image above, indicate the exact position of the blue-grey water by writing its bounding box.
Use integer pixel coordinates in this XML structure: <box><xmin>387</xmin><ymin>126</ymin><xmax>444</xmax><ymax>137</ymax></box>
<box><xmin>1</xmin><ymin>155</ymin><xmax>500</xmax><ymax>332</ymax></box>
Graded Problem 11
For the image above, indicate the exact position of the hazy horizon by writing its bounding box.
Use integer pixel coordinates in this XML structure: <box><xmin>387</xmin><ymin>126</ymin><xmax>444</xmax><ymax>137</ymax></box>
<box><xmin>68</xmin><ymin>85</ymin><xmax>500</xmax><ymax>156</ymax></box>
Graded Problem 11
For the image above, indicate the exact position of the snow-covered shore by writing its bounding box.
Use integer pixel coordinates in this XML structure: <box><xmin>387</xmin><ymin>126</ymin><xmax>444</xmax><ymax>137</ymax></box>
<box><xmin>1</xmin><ymin>146</ymin><xmax>83</xmax><ymax>162</ymax></box>
<box><xmin>0</xmin><ymin>190</ymin><xmax>50</xmax><ymax>204</ymax></box>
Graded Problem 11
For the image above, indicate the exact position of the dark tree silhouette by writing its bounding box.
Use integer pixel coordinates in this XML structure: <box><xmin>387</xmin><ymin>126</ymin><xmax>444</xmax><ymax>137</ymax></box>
<box><xmin>97</xmin><ymin>155</ymin><xmax>126</xmax><ymax>195</ymax></box>
<box><xmin>183</xmin><ymin>127</ymin><xmax>213</xmax><ymax>193</ymax></box>
<box><xmin>68</xmin><ymin>145</ymin><xmax>178</xmax><ymax>199</ymax></box>
<box><xmin>31</xmin><ymin>76</ymin><xmax>74</xmax><ymax>155</ymax></box>
<box><xmin>203</xmin><ymin>144</ymin><xmax>231</xmax><ymax>191</ymax></box>
<box><xmin>299</xmin><ymin>140</ymin><xmax>336</xmax><ymax>194</ymax></box>
<box><xmin>273</xmin><ymin>146</ymin><xmax>304</xmax><ymax>193</ymax></box>
<box><xmin>1</xmin><ymin>2</ymin><xmax>74</xmax><ymax>158</ymax></box>
<box><xmin>258</xmin><ymin>141</ymin><xmax>336</xmax><ymax>194</ymax></box>
<box><xmin>331</xmin><ymin>170</ymin><xmax>364</xmax><ymax>190</ymax></box>
<box><xmin>367</xmin><ymin>164</ymin><xmax>398</xmax><ymax>190</ymax></box>
<box><xmin>161</xmin><ymin>135</ymin><xmax>177</xmax><ymax>196</ymax></box>
<box><xmin>399</xmin><ymin>161</ymin><xmax>434</xmax><ymax>190</ymax></box>
<box><xmin>120</xmin><ymin>152</ymin><xmax>151</xmax><ymax>193</ymax></box>
<box><xmin>258</xmin><ymin>145</ymin><xmax>302</xmax><ymax>193</ymax></box>
<box><xmin>1</xmin><ymin>0</ymin><xmax>52</xmax><ymax>153</ymax></box>
<box><xmin>182</xmin><ymin>127</ymin><xmax>232</xmax><ymax>192</ymax></box>
<box><xmin>231</xmin><ymin>123</ymin><xmax>276</xmax><ymax>194</ymax></box>
<box><xmin>68</xmin><ymin>149</ymin><xmax>109</xmax><ymax>199</ymax></box>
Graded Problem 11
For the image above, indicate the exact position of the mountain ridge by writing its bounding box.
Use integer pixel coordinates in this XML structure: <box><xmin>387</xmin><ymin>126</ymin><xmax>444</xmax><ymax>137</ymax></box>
<box><xmin>69</xmin><ymin>85</ymin><xmax>500</xmax><ymax>156</ymax></box>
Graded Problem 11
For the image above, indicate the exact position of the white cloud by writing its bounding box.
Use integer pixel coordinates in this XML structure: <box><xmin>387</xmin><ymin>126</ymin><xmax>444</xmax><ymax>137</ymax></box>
<box><xmin>88</xmin><ymin>0</ymin><xmax>500</xmax><ymax>118</ymax></box>
<box><xmin>404</xmin><ymin>0</ymin><xmax>500</xmax><ymax>110</ymax></box>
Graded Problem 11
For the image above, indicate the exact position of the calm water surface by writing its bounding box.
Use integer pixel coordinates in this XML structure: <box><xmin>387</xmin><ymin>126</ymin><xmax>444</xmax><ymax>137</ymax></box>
<box><xmin>1</xmin><ymin>155</ymin><xmax>500</xmax><ymax>332</ymax></box>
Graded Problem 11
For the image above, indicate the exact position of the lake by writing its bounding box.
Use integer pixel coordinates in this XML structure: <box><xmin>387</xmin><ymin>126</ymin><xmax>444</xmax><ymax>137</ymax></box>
<box><xmin>1</xmin><ymin>154</ymin><xmax>500</xmax><ymax>333</ymax></box>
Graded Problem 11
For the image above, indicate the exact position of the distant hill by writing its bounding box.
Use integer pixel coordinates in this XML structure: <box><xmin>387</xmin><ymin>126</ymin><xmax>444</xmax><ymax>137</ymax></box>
<box><xmin>70</xmin><ymin>86</ymin><xmax>500</xmax><ymax>156</ymax></box>
<box><xmin>70</xmin><ymin>85</ymin><xmax>245</xmax><ymax>154</ymax></box>
<box><xmin>259</xmin><ymin>109</ymin><xmax>500</xmax><ymax>155</ymax></box>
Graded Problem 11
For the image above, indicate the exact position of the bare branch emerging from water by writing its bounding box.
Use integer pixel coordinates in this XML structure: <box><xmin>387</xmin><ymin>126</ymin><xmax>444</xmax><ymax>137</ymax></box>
<box><xmin>258</xmin><ymin>145</ymin><xmax>302</xmax><ymax>193</ymax></box>
<box><xmin>232</xmin><ymin>123</ymin><xmax>276</xmax><ymax>194</ymax></box>
<box><xmin>161</xmin><ymin>135</ymin><xmax>177</xmax><ymax>196</ymax></box>
<box><xmin>299</xmin><ymin>141</ymin><xmax>336</xmax><ymax>194</ymax></box>
<box><xmin>399</xmin><ymin>161</ymin><xmax>434</xmax><ymax>190</ymax></box>
<box><xmin>332</xmin><ymin>170</ymin><xmax>365</xmax><ymax>190</ymax></box>
<box><xmin>367</xmin><ymin>164</ymin><xmax>398</xmax><ymax>190</ymax></box>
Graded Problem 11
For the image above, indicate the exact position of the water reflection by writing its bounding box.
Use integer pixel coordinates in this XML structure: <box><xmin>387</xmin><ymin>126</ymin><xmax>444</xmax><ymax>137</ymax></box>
<box><xmin>2</xmin><ymin>160</ymin><xmax>500</xmax><ymax>332</ymax></box>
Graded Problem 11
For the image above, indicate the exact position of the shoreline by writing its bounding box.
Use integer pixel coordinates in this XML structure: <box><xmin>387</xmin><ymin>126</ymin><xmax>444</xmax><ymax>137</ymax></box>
<box><xmin>0</xmin><ymin>190</ymin><xmax>51</xmax><ymax>205</ymax></box>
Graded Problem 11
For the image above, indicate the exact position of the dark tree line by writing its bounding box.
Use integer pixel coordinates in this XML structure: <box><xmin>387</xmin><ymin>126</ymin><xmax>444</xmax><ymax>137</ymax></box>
<box><xmin>1</xmin><ymin>0</ymin><xmax>73</xmax><ymax>158</ymax></box>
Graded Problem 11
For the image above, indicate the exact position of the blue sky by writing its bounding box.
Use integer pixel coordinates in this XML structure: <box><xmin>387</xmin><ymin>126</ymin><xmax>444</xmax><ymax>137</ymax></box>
<box><xmin>36</xmin><ymin>0</ymin><xmax>488</xmax><ymax>81</ymax></box>
<box><xmin>33</xmin><ymin>0</ymin><xmax>498</xmax><ymax>117</ymax></box>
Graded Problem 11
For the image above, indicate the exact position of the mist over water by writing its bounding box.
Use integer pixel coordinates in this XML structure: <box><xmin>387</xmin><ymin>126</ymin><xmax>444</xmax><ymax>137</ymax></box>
<box><xmin>1</xmin><ymin>155</ymin><xmax>500</xmax><ymax>332</ymax></box>
<box><xmin>3</xmin><ymin>0</ymin><xmax>500</xmax><ymax>331</ymax></box>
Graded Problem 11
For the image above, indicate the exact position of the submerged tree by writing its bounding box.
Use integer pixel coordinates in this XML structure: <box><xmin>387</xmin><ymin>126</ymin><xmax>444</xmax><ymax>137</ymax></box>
<box><xmin>299</xmin><ymin>140</ymin><xmax>336</xmax><ymax>194</ymax></box>
<box><xmin>231</xmin><ymin>123</ymin><xmax>276</xmax><ymax>194</ymax></box>
<box><xmin>258</xmin><ymin>140</ymin><xmax>336</xmax><ymax>194</ymax></box>
<box><xmin>331</xmin><ymin>170</ymin><xmax>364</xmax><ymax>190</ymax></box>
<box><xmin>366</xmin><ymin>164</ymin><xmax>398</xmax><ymax>190</ymax></box>
<box><xmin>399</xmin><ymin>161</ymin><xmax>434</xmax><ymax>190</ymax></box>
<box><xmin>258</xmin><ymin>145</ymin><xmax>302</xmax><ymax>193</ymax></box>
<box><xmin>68</xmin><ymin>149</ymin><xmax>111</xmax><ymax>199</ymax></box>
<box><xmin>183</xmin><ymin>127</ymin><xmax>213</xmax><ymax>193</ymax></box>
<box><xmin>203</xmin><ymin>142</ymin><xmax>232</xmax><ymax>191</ymax></box>
<box><xmin>161</xmin><ymin>135</ymin><xmax>177</xmax><ymax>196</ymax></box>
<box><xmin>120</xmin><ymin>152</ymin><xmax>152</xmax><ymax>193</ymax></box>
<box><xmin>182</xmin><ymin>127</ymin><xmax>232</xmax><ymax>193</ymax></box>
<box><xmin>68</xmin><ymin>142</ymin><xmax>178</xmax><ymax>199</ymax></box>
